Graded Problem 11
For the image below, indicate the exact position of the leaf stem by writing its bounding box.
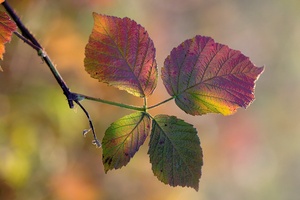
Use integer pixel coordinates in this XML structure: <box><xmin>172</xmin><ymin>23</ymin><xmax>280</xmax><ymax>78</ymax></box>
<box><xmin>143</xmin><ymin>97</ymin><xmax>147</xmax><ymax>112</ymax></box>
<box><xmin>147</xmin><ymin>96</ymin><xmax>175</xmax><ymax>110</ymax></box>
<box><xmin>75</xmin><ymin>93</ymin><xmax>145</xmax><ymax>112</ymax></box>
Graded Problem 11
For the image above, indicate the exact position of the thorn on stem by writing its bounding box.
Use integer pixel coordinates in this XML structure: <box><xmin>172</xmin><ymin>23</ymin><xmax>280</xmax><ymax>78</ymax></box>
<box><xmin>92</xmin><ymin>139</ymin><xmax>102</xmax><ymax>148</ymax></box>
<box><xmin>82</xmin><ymin>128</ymin><xmax>91</xmax><ymax>137</ymax></box>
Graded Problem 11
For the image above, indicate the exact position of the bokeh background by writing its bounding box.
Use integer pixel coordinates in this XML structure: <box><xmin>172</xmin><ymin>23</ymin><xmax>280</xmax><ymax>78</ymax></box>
<box><xmin>0</xmin><ymin>0</ymin><xmax>299</xmax><ymax>199</ymax></box>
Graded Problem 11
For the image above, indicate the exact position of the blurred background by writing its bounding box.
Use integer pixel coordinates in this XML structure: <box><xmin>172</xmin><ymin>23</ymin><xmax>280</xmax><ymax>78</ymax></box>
<box><xmin>0</xmin><ymin>0</ymin><xmax>299</xmax><ymax>199</ymax></box>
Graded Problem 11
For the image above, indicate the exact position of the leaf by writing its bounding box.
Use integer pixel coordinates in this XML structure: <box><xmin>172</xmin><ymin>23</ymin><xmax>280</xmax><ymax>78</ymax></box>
<box><xmin>0</xmin><ymin>11</ymin><xmax>17</xmax><ymax>71</ymax></box>
<box><xmin>102</xmin><ymin>112</ymin><xmax>151</xmax><ymax>172</ymax></box>
<box><xmin>162</xmin><ymin>35</ymin><xmax>264</xmax><ymax>115</ymax></box>
<box><xmin>148</xmin><ymin>115</ymin><xmax>203</xmax><ymax>191</ymax></box>
<box><xmin>84</xmin><ymin>13</ymin><xmax>158</xmax><ymax>97</ymax></box>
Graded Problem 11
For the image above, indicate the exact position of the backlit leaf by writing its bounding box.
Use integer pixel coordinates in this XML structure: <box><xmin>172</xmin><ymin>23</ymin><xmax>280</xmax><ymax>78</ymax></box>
<box><xmin>148</xmin><ymin>115</ymin><xmax>203</xmax><ymax>191</ymax></box>
<box><xmin>84</xmin><ymin>13</ymin><xmax>158</xmax><ymax>97</ymax></box>
<box><xmin>162</xmin><ymin>35</ymin><xmax>264</xmax><ymax>115</ymax></box>
<box><xmin>102</xmin><ymin>112</ymin><xmax>151</xmax><ymax>172</ymax></box>
<box><xmin>0</xmin><ymin>11</ymin><xmax>17</xmax><ymax>71</ymax></box>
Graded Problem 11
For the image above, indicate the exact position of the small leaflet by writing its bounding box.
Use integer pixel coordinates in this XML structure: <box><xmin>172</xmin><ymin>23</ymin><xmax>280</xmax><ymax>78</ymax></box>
<box><xmin>102</xmin><ymin>112</ymin><xmax>151</xmax><ymax>172</ymax></box>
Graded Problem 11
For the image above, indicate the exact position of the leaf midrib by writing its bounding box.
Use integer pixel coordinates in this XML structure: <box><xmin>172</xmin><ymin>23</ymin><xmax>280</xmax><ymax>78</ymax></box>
<box><xmin>153</xmin><ymin>119</ymin><xmax>198</xmax><ymax>182</ymax></box>
<box><xmin>99</xmin><ymin>17</ymin><xmax>146</xmax><ymax>96</ymax></box>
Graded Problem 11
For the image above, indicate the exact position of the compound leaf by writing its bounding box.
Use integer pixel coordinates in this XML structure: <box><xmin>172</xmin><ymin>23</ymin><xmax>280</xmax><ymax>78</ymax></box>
<box><xmin>102</xmin><ymin>112</ymin><xmax>151</xmax><ymax>172</ymax></box>
<box><xmin>148</xmin><ymin>115</ymin><xmax>203</xmax><ymax>191</ymax></box>
<box><xmin>85</xmin><ymin>13</ymin><xmax>158</xmax><ymax>97</ymax></box>
<box><xmin>162</xmin><ymin>35</ymin><xmax>264</xmax><ymax>115</ymax></box>
<box><xmin>0</xmin><ymin>11</ymin><xmax>17</xmax><ymax>70</ymax></box>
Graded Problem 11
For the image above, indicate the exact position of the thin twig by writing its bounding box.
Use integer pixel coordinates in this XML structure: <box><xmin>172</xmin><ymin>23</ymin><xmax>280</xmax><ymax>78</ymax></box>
<box><xmin>75</xmin><ymin>100</ymin><xmax>101</xmax><ymax>147</ymax></box>
<box><xmin>13</xmin><ymin>31</ymin><xmax>40</xmax><ymax>51</ymax></box>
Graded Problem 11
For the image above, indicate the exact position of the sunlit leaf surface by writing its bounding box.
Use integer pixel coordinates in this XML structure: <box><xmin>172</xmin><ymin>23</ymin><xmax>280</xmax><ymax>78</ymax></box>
<box><xmin>0</xmin><ymin>11</ymin><xmax>17</xmax><ymax>70</ymax></box>
<box><xmin>102</xmin><ymin>112</ymin><xmax>151</xmax><ymax>172</ymax></box>
<box><xmin>148</xmin><ymin>115</ymin><xmax>203</xmax><ymax>191</ymax></box>
<box><xmin>84</xmin><ymin>13</ymin><xmax>158</xmax><ymax>97</ymax></box>
<box><xmin>162</xmin><ymin>35</ymin><xmax>264</xmax><ymax>115</ymax></box>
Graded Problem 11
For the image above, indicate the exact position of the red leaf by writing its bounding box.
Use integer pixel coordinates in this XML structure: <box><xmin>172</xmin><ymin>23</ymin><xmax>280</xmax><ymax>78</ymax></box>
<box><xmin>0</xmin><ymin>11</ymin><xmax>17</xmax><ymax>70</ymax></box>
<box><xmin>84</xmin><ymin>13</ymin><xmax>158</xmax><ymax>97</ymax></box>
<box><xmin>162</xmin><ymin>35</ymin><xmax>264</xmax><ymax>115</ymax></box>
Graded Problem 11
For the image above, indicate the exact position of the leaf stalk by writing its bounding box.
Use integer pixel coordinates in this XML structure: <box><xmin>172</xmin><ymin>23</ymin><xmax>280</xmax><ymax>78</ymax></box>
<box><xmin>147</xmin><ymin>97</ymin><xmax>175</xmax><ymax>110</ymax></box>
<box><xmin>75</xmin><ymin>93</ymin><xmax>145</xmax><ymax>111</ymax></box>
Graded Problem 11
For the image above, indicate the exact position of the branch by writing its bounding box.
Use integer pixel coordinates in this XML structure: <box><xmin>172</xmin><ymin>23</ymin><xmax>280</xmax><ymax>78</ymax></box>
<box><xmin>2</xmin><ymin>1</ymin><xmax>74</xmax><ymax>108</ymax></box>
<box><xmin>2</xmin><ymin>1</ymin><xmax>101</xmax><ymax>145</ymax></box>
<box><xmin>2</xmin><ymin>1</ymin><xmax>42</xmax><ymax>49</ymax></box>
<box><xmin>1</xmin><ymin>1</ymin><xmax>175</xmax><ymax>147</ymax></box>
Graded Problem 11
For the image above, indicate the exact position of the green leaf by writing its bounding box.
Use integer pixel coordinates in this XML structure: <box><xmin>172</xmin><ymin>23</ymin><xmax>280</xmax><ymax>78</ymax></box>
<box><xmin>162</xmin><ymin>35</ymin><xmax>264</xmax><ymax>115</ymax></box>
<box><xmin>102</xmin><ymin>112</ymin><xmax>151</xmax><ymax>172</ymax></box>
<box><xmin>84</xmin><ymin>13</ymin><xmax>158</xmax><ymax>97</ymax></box>
<box><xmin>0</xmin><ymin>11</ymin><xmax>17</xmax><ymax>71</ymax></box>
<box><xmin>148</xmin><ymin>115</ymin><xmax>203</xmax><ymax>191</ymax></box>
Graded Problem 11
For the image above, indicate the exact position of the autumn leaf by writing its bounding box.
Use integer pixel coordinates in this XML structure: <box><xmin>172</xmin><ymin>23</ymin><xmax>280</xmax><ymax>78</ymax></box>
<box><xmin>84</xmin><ymin>13</ymin><xmax>158</xmax><ymax>97</ymax></box>
<box><xmin>102</xmin><ymin>112</ymin><xmax>151</xmax><ymax>172</ymax></box>
<box><xmin>148</xmin><ymin>115</ymin><xmax>203</xmax><ymax>191</ymax></box>
<box><xmin>162</xmin><ymin>35</ymin><xmax>264</xmax><ymax>115</ymax></box>
<box><xmin>0</xmin><ymin>11</ymin><xmax>17</xmax><ymax>71</ymax></box>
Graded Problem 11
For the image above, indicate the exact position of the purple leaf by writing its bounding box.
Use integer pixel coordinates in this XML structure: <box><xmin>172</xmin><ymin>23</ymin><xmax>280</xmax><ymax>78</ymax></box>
<box><xmin>162</xmin><ymin>35</ymin><xmax>264</xmax><ymax>115</ymax></box>
<box><xmin>84</xmin><ymin>13</ymin><xmax>158</xmax><ymax>97</ymax></box>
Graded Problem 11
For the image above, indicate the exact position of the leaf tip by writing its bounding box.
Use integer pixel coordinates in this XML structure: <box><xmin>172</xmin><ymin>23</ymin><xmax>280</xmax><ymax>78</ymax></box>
<box><xmin>92</xmin><ymin>12</ymin><xmax>98</xmax><ymax>18</ymax></box>
<box><xmin>256</xmin><ymin>65</ymin><xmax>265</xmax><ymax>79</ymax></box>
